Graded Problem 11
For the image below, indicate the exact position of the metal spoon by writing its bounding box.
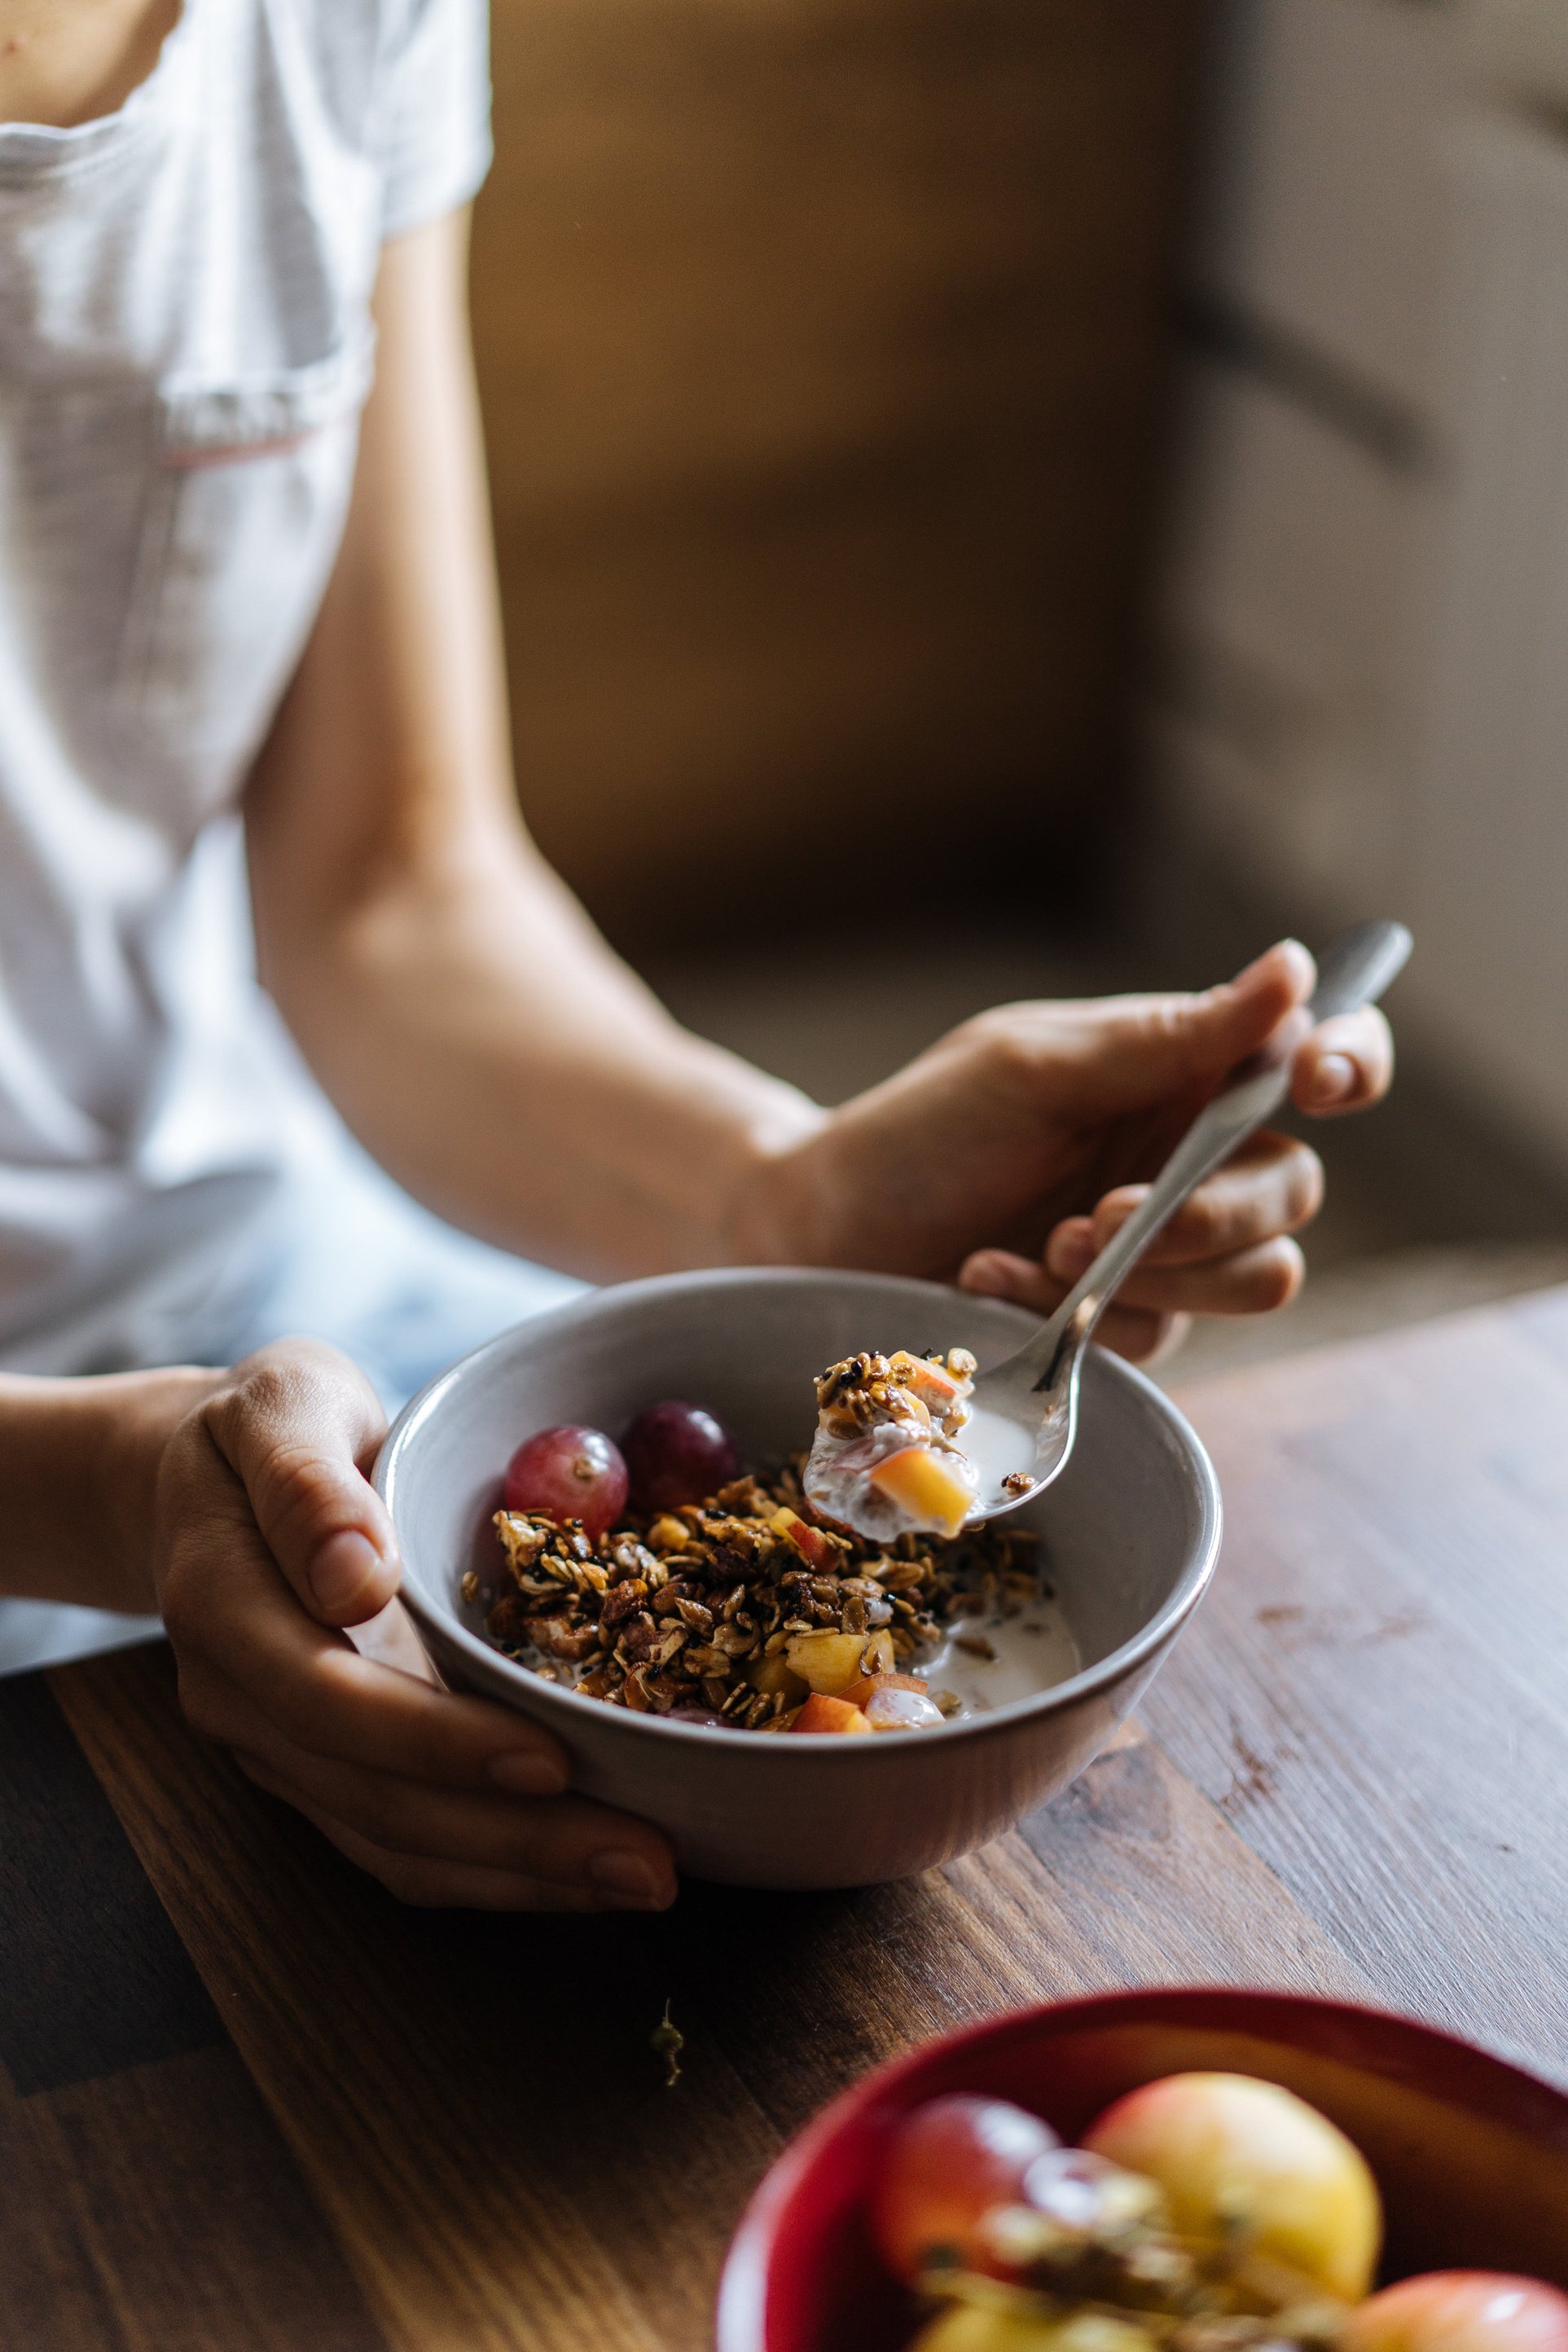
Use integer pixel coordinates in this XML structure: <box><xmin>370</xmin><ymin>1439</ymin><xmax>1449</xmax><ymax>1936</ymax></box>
<box><xmin>960</xmin><ymin>920</ymin><xmax>1413</xmax><ymax>1522</ymax></box>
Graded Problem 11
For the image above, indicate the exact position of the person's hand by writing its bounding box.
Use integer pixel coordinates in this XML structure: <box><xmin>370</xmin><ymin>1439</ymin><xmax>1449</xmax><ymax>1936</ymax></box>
<box><xmin>747</xmin><ymin>940</ymin><xmax>1393</xmax><ymax>1363</ymax></box>
<box><xmin>153</xmin><ymin>1339</ymin><xmax>677</xmax><ymax>1912</ymax></box>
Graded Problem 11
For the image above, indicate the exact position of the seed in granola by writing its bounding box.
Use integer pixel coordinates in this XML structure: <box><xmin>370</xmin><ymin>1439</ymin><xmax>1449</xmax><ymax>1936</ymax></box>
<box><xmin>459</xmin><ymin>1571</ymin><xmax>480</xmax><ymax>1604</ymax></box>
<box><xmin>526</xmin><ymin>1615</ymin><xmax>600</xmax><ymax>1664</ymax></box>
<box><xmin>650</xmin><ymin>1998</ymin><xmax>683</xmax><ymax>2090</ymax></box>
<box><xmin>616</xmin><ymin>1616</ymin><xmax>663</xmax><ymax>1664</ymax></box>
<box><xmin>600</xmin><ymin>1579</ymin><xmax>648</xmax><ymax>1628</ymax></box>
<box><xmin>955</xmin><ymin>1634</ymin><xmax>997</xmax><ymax>1661</ymax></box>
<box><xmin>486</xmin><ymin>1595</ymin><xmax>531</xmax><ymax>1644</ymax></box>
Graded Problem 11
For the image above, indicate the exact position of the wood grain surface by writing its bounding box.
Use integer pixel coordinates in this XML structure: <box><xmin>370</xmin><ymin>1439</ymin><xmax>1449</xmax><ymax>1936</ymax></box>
<box><xmin>6</xmin><ymin>1289</ymin><xmax>1568</xmax><ymax>2350</ymax></box>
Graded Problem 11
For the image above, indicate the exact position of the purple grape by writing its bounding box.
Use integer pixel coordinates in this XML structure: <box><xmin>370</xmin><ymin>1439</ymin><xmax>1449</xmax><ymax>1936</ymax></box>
<box><xmin>621</xmin><ymin>1400</ymin><xmax>741</xmax><ymax>1514</ymax></box>
<box><xmin>503</xmin><ymin>1423</ymin><xmax>628</xmax><ymax>1537</ymax></box>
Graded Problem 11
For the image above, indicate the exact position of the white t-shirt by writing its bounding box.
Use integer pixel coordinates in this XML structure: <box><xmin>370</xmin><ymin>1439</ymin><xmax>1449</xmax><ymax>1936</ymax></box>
<box><xmin>0</xmin><ymin>0</ymin><xmax>491</xmax><ymax>1370</ymax></box>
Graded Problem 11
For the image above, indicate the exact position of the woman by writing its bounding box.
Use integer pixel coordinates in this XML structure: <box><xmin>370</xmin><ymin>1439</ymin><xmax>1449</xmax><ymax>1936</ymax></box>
<box><xmin>0</xmin><ymin>0</ymin><xmax>1394</xmax><ymax>1910</ymax></box>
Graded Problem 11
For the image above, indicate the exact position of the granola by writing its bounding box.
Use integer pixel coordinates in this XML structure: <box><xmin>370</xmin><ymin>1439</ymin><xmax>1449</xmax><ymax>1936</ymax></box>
<box><xmin>482</xmin><ymin>1453</ymin><xmax>1039</xmax><ymax>1732</ymax></box>
<box><xmin>805</xmin><ymin>1347</ymin><xmax>983</xmax><ymax>1541</ymax></box>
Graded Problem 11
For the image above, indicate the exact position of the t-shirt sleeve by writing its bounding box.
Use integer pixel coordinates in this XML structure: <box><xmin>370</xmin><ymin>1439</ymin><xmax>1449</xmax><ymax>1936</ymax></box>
<box><xmin>374</xmin><ymin>0</ymin><xmax>492</xmax><ymax>238</ymax></box>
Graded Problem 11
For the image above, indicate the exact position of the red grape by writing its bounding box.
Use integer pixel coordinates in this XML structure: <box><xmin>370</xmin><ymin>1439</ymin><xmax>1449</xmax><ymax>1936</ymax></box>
<box><xmin>1020</xmin><ymin>2144</ymin><xmax>1162</xmax><ymax>2235</ymax></box>
<box><xmin>503</xmin><ymin>1424</ymin><xmax>628</xmax><ymax>1537</ymax></box>
<box><xmin>872</xmin><ymin>2093</ymin><xmax>1060</xmax><ymax>2284</ymax></box>
<box><xmin>621</xmin><ymin>1399</ymin><xmax>740</xmax><ymax>1514</ymax></box>
<box><xmin>1344</xmin><ymin>2275</ymin><xmax>1568</xmax><ymax>2352</ymax></box>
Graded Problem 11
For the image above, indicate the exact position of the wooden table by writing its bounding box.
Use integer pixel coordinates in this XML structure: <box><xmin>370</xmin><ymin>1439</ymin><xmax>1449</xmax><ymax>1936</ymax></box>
<box><xmin>4</xmin><ymin>1289</ymin><xmax>1568</xmax><ymax>2351</ymax></box>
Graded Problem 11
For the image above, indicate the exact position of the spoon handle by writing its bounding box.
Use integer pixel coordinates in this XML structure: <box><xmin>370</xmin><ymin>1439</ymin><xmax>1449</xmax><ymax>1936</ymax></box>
<box><xmin>1026</xmin><ymin>921</ymin><xmax>1412</xmax><ymax>1391</ymax></box>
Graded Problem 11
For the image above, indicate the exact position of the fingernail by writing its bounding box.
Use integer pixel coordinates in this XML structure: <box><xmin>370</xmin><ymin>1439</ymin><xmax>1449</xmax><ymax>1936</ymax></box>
<box><xmin>489</xmin><ymin>1750</ymin><xmax>569</xmax><ymax>1797</ymax></box>
<box><xmin>309</xmin><ymin>1529</ymin><xmax>386</xmax><ymax>1618</ymax></box>
<box><xmin>587</xmin><ymin>1850</ymin><xmax>670</xmax><ymax>1909</ymax></box>
<box><xmin>1237</xmin><ymin>938</ymin><xmax>1312</xmax><ymax>992</ymax></box>
<box><xmin>1309</xmin><ymin>1053</ymin><xmax>1356</xmax><ymax>1107</ymax></box>
<box><xmin>1096</xmin><ymin>1189</ymin><xmax>1148</xmax><ymax>1242</ymax></box>
<box><xmin>959</xmin><ymin>1251</ymin><xmax>1012</xmax><ymax>1297</ymax></box>
<box><xmin>1047</xmin><ymin>1222</ymin><xmax>1095</xmax><ymax>1280</ymax></box>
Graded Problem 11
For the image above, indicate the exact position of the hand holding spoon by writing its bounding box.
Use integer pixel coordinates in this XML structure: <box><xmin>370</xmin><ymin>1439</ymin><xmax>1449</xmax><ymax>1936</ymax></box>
<box><xmin>955</xmin><ymin>921</ymin><xmax>1412</xmax><ymax>1521</ymax></box>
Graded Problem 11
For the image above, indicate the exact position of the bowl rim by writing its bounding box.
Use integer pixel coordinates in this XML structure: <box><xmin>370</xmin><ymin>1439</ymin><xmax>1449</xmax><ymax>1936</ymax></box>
<box><xmin>375</xmin><ymin>1264</ymin><xmax>1224</xmax><ymax>1756</ymax></box>
<box><xmin>714</xmin><ymin>1985</ymin><xmax>1568</xmax><ymax>2352</ymax></box>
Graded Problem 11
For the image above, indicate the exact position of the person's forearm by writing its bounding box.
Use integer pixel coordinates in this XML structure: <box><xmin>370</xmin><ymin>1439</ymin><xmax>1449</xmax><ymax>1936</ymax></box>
<box><xmin>242</xmin><ymin>212</ymin><xmax>820</xmax><ymax>1279</ymax></box>
<box><xmin>0</xmin><ymin>1369</ymin><xmax>220</xmax><ymax>1612</ymax></box>
<box><xmin>261</xmin><ymin>831</ymin><xmax>824</xmax><ymax>1279</ymax></box>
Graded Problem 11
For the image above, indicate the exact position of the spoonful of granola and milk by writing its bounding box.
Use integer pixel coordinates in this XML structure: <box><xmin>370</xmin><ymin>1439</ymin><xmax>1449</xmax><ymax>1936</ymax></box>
<box><xmin>804</xmin><ymin>1347</ymin><xmax>1037</xmax><ymax>1541</ymax></box>
<box><xmin>809</xmin><ymin>920</ymin><xmax>1413</xmax><ymax>1541</ymax></box>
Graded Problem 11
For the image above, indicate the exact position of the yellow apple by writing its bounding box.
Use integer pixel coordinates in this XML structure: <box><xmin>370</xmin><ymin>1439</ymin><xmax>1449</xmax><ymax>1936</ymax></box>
<box><xmin>1082</xmin><ymin>2072</ymin><xmax>1381</xmax><ymax>2299</ymax></box>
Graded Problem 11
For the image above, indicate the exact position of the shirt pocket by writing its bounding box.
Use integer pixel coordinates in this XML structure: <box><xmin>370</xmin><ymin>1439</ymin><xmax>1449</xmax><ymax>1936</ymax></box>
<box><xmin>115</xmin><ymin>340</ymin><xmax>374</xmax><ymax>785</ymax></box>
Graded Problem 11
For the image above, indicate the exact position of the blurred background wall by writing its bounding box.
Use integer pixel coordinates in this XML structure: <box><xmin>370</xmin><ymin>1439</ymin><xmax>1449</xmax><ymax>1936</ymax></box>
<box><xmin>1149</xmin><ymin>0</ymin><xmax>1568</xmax><ymax>1185</ymax></box>
<box><xmin>471</xmin><ymin>0</ymin><xmax>1207</xmax><ymax>924</ymax></box>
<box><xmin>468</xmin><ymin>0</ymin><xmax>1568</xmax><ymax>1367</ymax></box>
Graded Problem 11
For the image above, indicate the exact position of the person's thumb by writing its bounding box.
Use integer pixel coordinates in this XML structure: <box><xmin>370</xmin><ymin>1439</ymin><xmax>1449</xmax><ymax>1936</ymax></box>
<box><xmin>201</xmin><ymin>1339</ymin><xmax>399</xmax><ymax>1627</ymax></box>
<box><xmin>1056</xmin><ymin>939</ymin><xmax>1316</xmax><ymax>1117</ymax></box>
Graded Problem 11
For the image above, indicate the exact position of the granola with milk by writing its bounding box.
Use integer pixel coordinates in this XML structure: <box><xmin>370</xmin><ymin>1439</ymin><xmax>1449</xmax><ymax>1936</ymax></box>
<box><xmin>805</xmin><ymin>1347</ymin><xmax>985</xmax><ymax>1541</ymax></box>
<box><xmin>481</xmin><ymin>1456</ymin><xmax>1039</xmax><ymax>1732</ymax></box>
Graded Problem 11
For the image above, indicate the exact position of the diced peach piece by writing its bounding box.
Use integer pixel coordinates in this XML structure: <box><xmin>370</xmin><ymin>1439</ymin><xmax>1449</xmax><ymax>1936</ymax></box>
<box><xmin>867</xmin><ymin>1445</ymin><xmax>974</xmax><ymax>1538</ymax></box>
<box><xmin>749</xmin><ymin>1652</ymin><xmax>809</xmax><ymax>1702</ymax></box>
<box><xmin>895</xmin><ymin>1352</ymin><xmax>960</xmax><ymax>1406</ymax></box>
<box><xmin>842</xmin><ymin>1668</ymin><xmax>928</xmax><ymax>1712</ymax></box>
<box><xmin>784</xmin><ymin>1630</ymin><xmax>871</xmax><ymax>1694</ymax></box>
<box><xmin>789</xmin><ymin>1691</ymin><xmax>874</xmax><ymax>1736</ymax></box>
<box><xmin>828</xmin><ymin>1638</ymin><xmax>908</xmax><ymax>1709</ymax></box>
<box><xmin>768</xmin><ymin>1506</ymin><xmax>838</xmax><ymax>1572</ymax></box>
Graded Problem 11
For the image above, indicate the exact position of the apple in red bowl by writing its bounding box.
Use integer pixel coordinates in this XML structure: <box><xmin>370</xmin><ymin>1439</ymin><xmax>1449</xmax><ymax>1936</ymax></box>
<box><xmin>715</xmin><ymin>1989</ymin><xmax>1568</xmax><ymax>2352</ymax></box>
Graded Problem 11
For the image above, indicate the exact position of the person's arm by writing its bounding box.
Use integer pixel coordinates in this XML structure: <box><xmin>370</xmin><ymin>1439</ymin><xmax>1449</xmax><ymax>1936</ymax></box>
<box><xmin>152</xmin><ymin>1343</ymin><xmax>677</xmax><ymax>1914</ymax></box>
<box><xmin>245</xmin><ymin>210</ymin><xmax>1394</xmax><ymax>1334</ymax></box>
<box><xmin>142</xmin><ymin>204</ymin><xmax>1401</xmax><ymax>1922</ymax></box>
<box><xmin>244</xmin><ymin>209</ymin><xmax>818</xmax><ymax>1281</ymax></box>
<box><xmin>0</xmin><ymin>1368</ymin><xmax>218</xmax><ymax>1611</ymax></box>
<box><xmin>0</xmin><ymin>1345</ymin><xmax>678</xmax><ymax>1915</ymax></box>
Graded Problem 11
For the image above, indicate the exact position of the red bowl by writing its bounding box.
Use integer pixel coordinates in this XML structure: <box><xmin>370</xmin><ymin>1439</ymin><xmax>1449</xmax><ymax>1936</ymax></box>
<box><xmin>716</xmin><ymin>1989</ymin><xmax>1568</xmax><ymax>2352</ymax></box>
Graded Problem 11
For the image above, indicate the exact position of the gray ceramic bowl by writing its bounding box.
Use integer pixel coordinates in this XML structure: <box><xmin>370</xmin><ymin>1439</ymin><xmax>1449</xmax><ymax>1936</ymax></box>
<box><xmin>373</xmin><ymin>1268</ymin><xmax>1222</xmax><ymax>1889</ymax></box>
